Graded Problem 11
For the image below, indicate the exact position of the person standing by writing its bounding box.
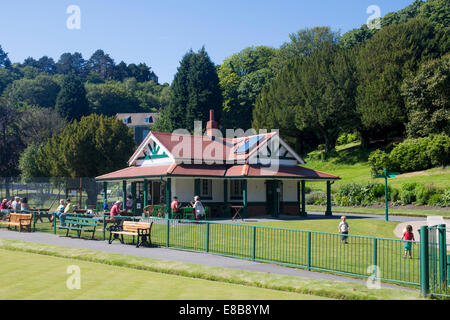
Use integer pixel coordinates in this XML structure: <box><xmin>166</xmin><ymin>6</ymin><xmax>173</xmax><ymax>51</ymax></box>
<box><xmin>171</xmin><ymin>196</ymin><xmax>181</xmax><ymax>218</ymax></box>
<box><xmin>190</xmin><ymin>196</ymin><xmax>204</xmax><ymax>221</ymax></box>
<box><xmin>339</xmin><ymin>216</ymin><xmax>350</xmax><ymax>244</ymax></box>
<box><xmin>401</xmin><ymin>225</ymin><xmax>415</xmax><ymax>259</ymax></box>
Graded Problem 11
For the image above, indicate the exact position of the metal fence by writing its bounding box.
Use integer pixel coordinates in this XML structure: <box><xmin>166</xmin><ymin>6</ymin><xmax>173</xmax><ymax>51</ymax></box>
<box><xmin>3</xmin><ymin>210</ymin><xmax>448</xmax><ymax>294</ymax></box>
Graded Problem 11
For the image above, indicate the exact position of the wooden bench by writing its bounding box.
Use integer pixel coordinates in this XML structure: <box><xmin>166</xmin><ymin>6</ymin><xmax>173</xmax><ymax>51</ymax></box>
<box><xmin>57</xmin><ymin>215</ymin><xmax>98</xmax><ymax>239</ymax></box>
<box><xmin>108</xmin><ymin>221</ymin><xmax>153</xmax><ymax>248</ymax></box>
<box><xmin>0</xmin><ymin>213</ymin><xmax>33</xmax><ymax>232</ymax></box>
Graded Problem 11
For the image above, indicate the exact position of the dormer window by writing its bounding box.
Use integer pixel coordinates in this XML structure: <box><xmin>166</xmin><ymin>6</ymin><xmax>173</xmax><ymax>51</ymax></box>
<box><xmin>123</xmin><ymin>117</ymin><xmax>131</xmax><ymax>124</ymax></box>
<box><xmin>145</xmin><ymin>116</ymin><xmax>153</xmax><ymax>124</ymax></box>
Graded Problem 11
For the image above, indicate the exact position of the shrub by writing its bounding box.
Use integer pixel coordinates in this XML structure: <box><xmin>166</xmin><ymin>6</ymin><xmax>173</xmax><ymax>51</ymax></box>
<box><xmin>337</xmin><ymin>133</ymin><xmax>358</xmax><ymax>146</ymax></box>
<box><xmin>336</xmin><ymin>183</ymin><xmax>381</xmax><ymax>206</ymax></box>
<box><xmin>428</xmin><ymin>194</ymin><xmax>443</xmax><ymax>206</ymax></box>
<box><xmin>305</xmin><ymin>191</ymin><xmax>327</xmax><ymax>205</ymax></box>
<box><xmin>426</xmin><ymin>134</ymin><xmax>450</xmax><ymax>168</ymax></box>
<box><xmin>441</xmin><ymin>189</ymin><xmax>450</xmax><ymax>207</ymax></box>
<box><xmin>415</xmin><ymin>184</ymin><xmax>438</xmax><ymax>205</ymax></box>
<box><xmin>389</xmin><ymin>137</ymin><xmax>432</xmax><ymax>172</ymax></box>
<box><xmin>400</xmin><ymin>190</ymin><xmax>416</xmax><ymax>205</ymax></box>
<box><xmin>368</xmin><ymin>150</ymin><xmax>391</xmax><ymax>176</ymax></box>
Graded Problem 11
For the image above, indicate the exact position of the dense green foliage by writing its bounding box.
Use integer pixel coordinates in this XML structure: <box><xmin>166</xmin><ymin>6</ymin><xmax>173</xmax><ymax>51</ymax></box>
<box><xmin>218</xmin><ymin>46</ymin><xmax>276</xmax><ymax>129</ymax></box>
<box><xmin>55</xmin><ymin>74</ymin><xmax>89</xmax><ymax>120</ymax></box>
<box><xmin>155</xmin><ymin>48</ymin><xmax>222</xmax><ymax>132</ymax></box>
<box><xmin>401</xmin><ymin>52</ymin><xmax>450</xmax><ymax>137</ymax></box>
<box><xmin>355</xmin><ymin>18</ymin><xmax>445</xmax><ymax>142</ymax></box>
<box><xmin>253</xmin><ymin>44</ymin><xmax>357</xmax><ymax>152</ymax></box>
<box><xmin>368</xmin><ymin>134</ymin><xmax>450</xmax><ymax>175</ymax></box>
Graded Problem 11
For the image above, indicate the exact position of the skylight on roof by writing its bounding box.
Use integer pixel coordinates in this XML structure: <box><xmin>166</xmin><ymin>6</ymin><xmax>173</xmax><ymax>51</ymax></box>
<box><xmin>234</xmin><ymin>135</ymin><xmax>263</xmax><ymax>153</ymax></box>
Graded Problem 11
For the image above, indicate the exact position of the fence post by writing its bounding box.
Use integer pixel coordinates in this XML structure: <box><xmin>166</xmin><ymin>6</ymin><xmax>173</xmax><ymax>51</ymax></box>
<box><xmin>166</xmin><ymin>218</ymin><xmax>170</xmax><ymax>248</ymax></box>
<box><xmin>102</xmin><ymin>214</ymin><xmax>106</xmax><ymax>241</ymax></box>
<box><xmin>33</xmin><ymin>212</ymin><xmax>36</xmax><ymax>232</ymax></box>
<box><xmin>206</xmin><ymin>222</ymin><xmax>210</xmax><ymax>253</ymax></box>
<box><xmin>307</xmin><ymin>231</ymin><xmax>311</xmax><ymax>271</ymax></box>
<box><xmin>53</xmin><ymin>212</ymin><xmax>56</xmax><ymax>234</ymax></box>
<box><xmin>373</xmin><ymin>238</ymin><xmax>377</xmax><ymax>267</ymax></box>
<box><xmin>252</xmin><ymin>226</ymin><xmax>256</xmax><ymax>261</ymax></box>
<box><xmin>420</xmin><ymin>225</ymin><xmax>429</xmax><ymax>297</ymax></box>
<box><xmin>438</xmin><ymin>224</ymin><xmax>447</xmax><ymax>289</ymax></box>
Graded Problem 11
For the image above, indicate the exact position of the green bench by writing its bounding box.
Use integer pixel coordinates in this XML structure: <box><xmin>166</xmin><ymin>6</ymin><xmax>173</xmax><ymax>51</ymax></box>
<box><xmin>57</xmin><ymin>215</ymin><xmax>98</xmax><ymax>239</ymax></box>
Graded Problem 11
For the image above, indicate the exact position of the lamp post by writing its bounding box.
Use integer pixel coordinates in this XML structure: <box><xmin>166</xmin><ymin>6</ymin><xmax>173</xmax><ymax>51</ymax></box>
<box><xmin>375</xmin><ymin>168</ymin><xmax>399</xmax><ymax>222</ymax></box>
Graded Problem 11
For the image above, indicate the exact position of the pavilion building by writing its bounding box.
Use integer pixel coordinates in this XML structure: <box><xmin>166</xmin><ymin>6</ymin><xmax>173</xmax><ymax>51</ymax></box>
<box><xmin>96</xmin><ymin>110</ymin><xmax>339</xmax><ymax>218</ymax></box>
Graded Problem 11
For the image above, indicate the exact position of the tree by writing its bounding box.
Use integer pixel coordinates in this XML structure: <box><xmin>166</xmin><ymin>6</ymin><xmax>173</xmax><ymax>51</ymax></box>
<box><xmin>401</xmin><ymin>53</ymin><xmax>450</xmax><ymax>137</ymax></box>
<box><xmin>0</xmin><ymin>98</ymin><xmax>25</xmax><ymax>198</ymax></box>
<box><xmin>3</xmin><ymin>74</ymin><xmax>61</xmax><ymax>108</ymax></box>
<box><xmin>155</xmin><ymin>48</ymin><xmax>222</xmax><ymax>132</ymax></box>
<box><xmin>38</xmin><ymin>114</ymin><xmax>135</xmax><ymax>204</ymax></box>
<box><xmin>55</xmin><ymin>74</ymin><xmax>90</xmax><ymax>120</ymax></box>
<box><xmin>56</xmin><ymin>52</ymin><xmax>86</xmax><ymax>76</ymax></box>
<box><xmin>340</xmin><ymin>0</ymin><xmax>449</xmax><ymax>49</ymax></box>
<box><xmin>0</xmin><ymin>45</ymin><xmax>11</xmax><ymax>68</ymax></box>
<box><xmin>355</xmin><ymin>18</ymin><xmax>444</xmax><ymax>143</ymax></box>
<box><xmin>218</xmin><ymin>46</ymin><xmax>276</xmax><ymax>129</ymax></box>
<box><xmin>85</xmin><ymin>81</ymin><xmax>141</xmax><ymax>116</ymax></box>
<box><xmin>269</xmin><ymin>27</ymin><xmax>340</xmax><ymax>73</ymax></box>
<box><xmin>19</xmin><ymin>107</ymin><xmax>68</xmax><ymax>146</ymax></box>
<box><xmin>87</xmin><ymin>50</ymin><xmax>115</xmax><ymax>80</ymax></box>
<box><xmin>254</xmin><ymin>44</ymin><xmax>357</xmax><ymax>153</ymax></box>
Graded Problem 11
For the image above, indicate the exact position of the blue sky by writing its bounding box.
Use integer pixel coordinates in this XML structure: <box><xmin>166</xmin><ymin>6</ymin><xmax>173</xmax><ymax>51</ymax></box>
<box><xmin>0</xmin><ymin>0</ymin><xmax>414</xmax><ymax>84</ymax></box>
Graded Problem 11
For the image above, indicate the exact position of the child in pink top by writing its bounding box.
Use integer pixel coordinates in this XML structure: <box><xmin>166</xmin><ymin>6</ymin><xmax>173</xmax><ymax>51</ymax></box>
<box><xmin>401</xmin><ymin>225</ymin><xmax>415</xmax><ymax>259</ymax></box>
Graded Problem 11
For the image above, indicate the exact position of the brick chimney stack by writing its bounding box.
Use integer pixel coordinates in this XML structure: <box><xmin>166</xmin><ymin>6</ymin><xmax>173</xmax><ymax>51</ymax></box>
<box><xmin>206</xmin><ymin>109</ymin><xmax>218</xmax><ymax>137</ymax></box>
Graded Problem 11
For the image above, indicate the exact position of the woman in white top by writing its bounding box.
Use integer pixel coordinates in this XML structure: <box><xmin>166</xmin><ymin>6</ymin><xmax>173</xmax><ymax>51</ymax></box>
<box><xmin>190</xmin><ymin>196</ymin><xmax>204</xmax><ymax>220</ymax></box>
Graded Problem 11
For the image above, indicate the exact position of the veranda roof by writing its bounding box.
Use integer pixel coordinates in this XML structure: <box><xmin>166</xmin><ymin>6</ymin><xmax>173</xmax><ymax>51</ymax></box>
<box><xmin>95</xmin><ymin>163</ymin><xmax>340</xmax><ymax>182</ymax></box>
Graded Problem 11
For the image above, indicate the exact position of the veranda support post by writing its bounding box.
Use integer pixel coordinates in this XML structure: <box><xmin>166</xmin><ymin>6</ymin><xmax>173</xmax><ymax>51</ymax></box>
<box><xmin>242</xmin><ymin>179</ymin><xmax>248</xmax><ymax>219</ymax></box>
<box><xmin>131</xmin><ymin>182</ymin><xmax>136</xmax><ymax>216</ymax></box>
<box><xmin>301</xmin><ymin>180</ymin><xmax>307</xmax><ymax>216</ymax></box>
<box><xmin>165</xmin><ymin>178</ymin><xmax>171</xmax><ymax>218</ymax></box>
<box><xmin>143</xmin><ymin>180</ymin><xmax>148</xmax><ymax>210</ymax></box>
<box><xmin>325</xmin><ymin>181</ymin><xmax>332</xmax><ymax>216</ymax></box>
<box><xmin>420</xmin><ymin>225</ymin><xmax>430</xmax><ymax>297</ymax></box>
<box><xmin>122</xmin><ymin>180</ymin><xmax>127</xmax><ymax>210</ymax></box>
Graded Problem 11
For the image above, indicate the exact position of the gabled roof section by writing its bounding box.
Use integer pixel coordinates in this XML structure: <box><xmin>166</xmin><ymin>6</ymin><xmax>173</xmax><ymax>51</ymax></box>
<box><xmin>128</xmin><ymin>131</ymin><xmax>305</xmax><ymax>166</ymax></box>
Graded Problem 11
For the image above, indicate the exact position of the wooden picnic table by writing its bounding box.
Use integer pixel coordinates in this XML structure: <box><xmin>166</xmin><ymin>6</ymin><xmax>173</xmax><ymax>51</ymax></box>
<box><xmin>231</xmin><ymin>205</ymin><xmax>244</xmax><ymax>221</ymax></box>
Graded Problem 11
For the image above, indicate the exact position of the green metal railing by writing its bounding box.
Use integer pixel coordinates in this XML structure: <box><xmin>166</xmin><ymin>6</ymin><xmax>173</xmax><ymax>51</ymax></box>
<box><xmin>0</xmin><ymin>209</ymin><xmax>439</xmax><ymax>290</ymax></box>
<box><xmin>139</xmin><ymin>217</ymin><xmax>422</xmax><ymax>287</ymax></box>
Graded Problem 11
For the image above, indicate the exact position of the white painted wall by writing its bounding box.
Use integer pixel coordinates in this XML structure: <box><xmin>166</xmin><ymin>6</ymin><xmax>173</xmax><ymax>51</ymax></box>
<box><xmin>247</xmin><ymin>179</ymin><xmax>266</xmax><ymax>202</ymax></box>
<box><xmin>171</xmin><ymin>178</ymin><xmax>194</xmax><ymax>203</ymax></box>
<box><xmin>282</xmin><ymin>180</ymin><xmax>298</xmax><ymax>202</ymax></box>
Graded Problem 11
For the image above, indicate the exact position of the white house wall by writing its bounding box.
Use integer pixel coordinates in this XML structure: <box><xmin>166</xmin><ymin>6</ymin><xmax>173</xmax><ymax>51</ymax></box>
<box><xmin>282</xmin><ymin>180</ymin><xmax>298</xmax><ymax>202</ymax></box>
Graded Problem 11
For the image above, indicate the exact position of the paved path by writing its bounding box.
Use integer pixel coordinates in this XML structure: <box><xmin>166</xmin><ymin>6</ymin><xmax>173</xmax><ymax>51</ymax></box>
<box><xmin>0</xmin><ymin>228</ymin><xmax>414</xmax><ymax>291</ymax></box>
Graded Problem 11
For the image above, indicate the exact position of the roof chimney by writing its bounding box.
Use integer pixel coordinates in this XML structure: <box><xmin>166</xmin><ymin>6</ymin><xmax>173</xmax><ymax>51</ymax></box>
<box><xmin>206</xmin><ymin>109</ymin><xmax>218</xmax><ymax>137</ymax></box>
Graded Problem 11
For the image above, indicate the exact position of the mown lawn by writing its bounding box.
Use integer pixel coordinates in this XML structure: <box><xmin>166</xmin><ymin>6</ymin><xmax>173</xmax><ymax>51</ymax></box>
<box><xmin>0</xmin><ymin>248</ymin><xmax>326</xmax><ymax>300</ymax></box>
<box><xmin>0</xmin><ymin>239</ymin><xmax>423</xmax><ymax>300</ymax></box>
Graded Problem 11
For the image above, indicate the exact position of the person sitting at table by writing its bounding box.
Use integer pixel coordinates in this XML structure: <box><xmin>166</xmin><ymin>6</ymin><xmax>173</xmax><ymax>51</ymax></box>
<box><xmin>11</xmin><ymin>197</ymin><xmax>21</xmax><ymax>212</ymax></box>
<box><xmin>125</xmin><ymin>195</ymin><xmax>133</xmax><ymax>213</ymax></box>
<box><xmin>171</xmin><ymin>196</ymin><xmax>181</xmax><ymax>218</ymax></box>
<box><xmin>110</xmin><ymin>200</ymin><xmax>125</xmax><ymax>220</ymax></box>
<box><xmin>20</xmin><ymin>197</ymin><xmax>32</xmax><ymax>211</ymax></box>
<box><xmin>190</xmin><ymin>196</ymin><xmax>204</xmax><ymax>220</ymax></box>
<box><xmin>55</xmin><ymin>199</ymin><xmax>65</xmax><ymax>226</ymax></box>
<box><xmin>0</xmin><ymin>199</ymin><xmax>8</xmax><ymax>210</ymax></box>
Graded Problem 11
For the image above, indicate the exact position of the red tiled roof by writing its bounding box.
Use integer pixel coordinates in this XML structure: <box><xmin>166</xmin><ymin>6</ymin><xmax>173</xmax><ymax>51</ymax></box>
<box><xmin>96</xmin><ymin>163</ymin><xmax>339</xmax><ymax>181</ymax></box>
<box><xmin>129</xmin><ymin>131</ymin><xmax>277</xmax><ymax>164</ymax></box>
